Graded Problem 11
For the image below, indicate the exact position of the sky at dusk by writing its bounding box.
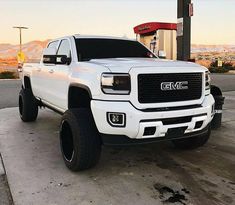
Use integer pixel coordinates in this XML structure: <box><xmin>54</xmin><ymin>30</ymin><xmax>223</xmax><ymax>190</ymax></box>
<box><xmin>0</xmin><ymin>0</ymin><xmax>234</xmax><ymax>45</ymax></box>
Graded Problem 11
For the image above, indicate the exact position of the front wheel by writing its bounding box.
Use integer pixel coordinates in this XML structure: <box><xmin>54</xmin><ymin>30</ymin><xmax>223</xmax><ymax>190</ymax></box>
<box><xmin>172</xmin><ymin>124</ymin><xmax>211</xmax><ymax>149</ymax></box>
<box><xmin>19</xmin><ymin>88</ymin><xmax>38</xmax><ymax>122</ymax></box>
<box><xmin>60</xmin><ymin>108</ymin><xmax>102</xmax><ymax>171</ymax></box>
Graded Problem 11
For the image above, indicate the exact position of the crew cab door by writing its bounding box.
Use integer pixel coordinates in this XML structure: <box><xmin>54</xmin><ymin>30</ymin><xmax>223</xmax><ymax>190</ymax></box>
<box><xmin>37</xmin><ymin>41</ymin><xmax>59</xmax><ymax>103</ymax></box>
<box><xmin>46</xmin><ymin>39</ymin><xmax>71</xmax><ymax>110</ymax></box>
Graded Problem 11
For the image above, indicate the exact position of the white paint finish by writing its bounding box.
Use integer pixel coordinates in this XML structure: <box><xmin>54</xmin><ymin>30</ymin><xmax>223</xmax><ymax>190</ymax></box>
<box><xmin>22</xmin><ymin>35</ymin><xmax>211</xmax><ymax>132</ymax></box>
<box><xmin>91</xmin><ymin>94</ymin><xmax>214</xmax><ymax>138</ymax></box>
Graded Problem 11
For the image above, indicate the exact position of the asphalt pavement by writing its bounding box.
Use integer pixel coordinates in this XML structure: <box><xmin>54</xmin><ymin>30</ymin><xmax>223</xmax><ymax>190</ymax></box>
<box><xmin>0</xmin><ymin>93</ymin><xmax>235</xmax><ymax>205</ymax></box>
<box><xmin>211</xmin><ymin>74</ymin><xmax>235</xmax><ymax>92</ymax></box>
<box><xmin>0</xmin><ymin>80</ymin><xmax>21</xmax><ymax>109</ymax></box>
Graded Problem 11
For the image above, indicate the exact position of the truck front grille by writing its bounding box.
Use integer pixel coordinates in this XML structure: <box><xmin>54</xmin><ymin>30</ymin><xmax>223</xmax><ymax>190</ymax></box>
<box><xmin>138</xmin><ymin>73</ymin><xmax>202</xmax><ymax>103</ymax></box>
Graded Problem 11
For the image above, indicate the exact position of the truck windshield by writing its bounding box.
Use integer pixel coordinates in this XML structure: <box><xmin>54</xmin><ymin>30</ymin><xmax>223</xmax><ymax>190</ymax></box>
<box><xmin>75</xmin><ymin>38</ymin><xmax>156</xmax><ymax>61</ymax></box>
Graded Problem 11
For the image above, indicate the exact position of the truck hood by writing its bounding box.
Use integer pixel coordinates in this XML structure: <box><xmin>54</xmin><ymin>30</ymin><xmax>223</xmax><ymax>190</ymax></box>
<box><xmin>88</xmin><ymin>58</ymin><xmax>207</xmax><ymax>73</ymax></box>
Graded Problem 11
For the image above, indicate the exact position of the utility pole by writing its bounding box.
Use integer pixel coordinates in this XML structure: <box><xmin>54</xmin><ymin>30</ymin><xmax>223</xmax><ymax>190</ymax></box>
<box><xmin>13</xmin><ymin>26</ymin><xmax>28</xmax><ymax>65</ymax></box>
<box><xmin>177</xmin><ymin>0</ymin><xmax>192</xmax><ymax>61</ymax></box>
<box><xmin>13</xmin><ymin>26</ymin><xmax>28</xmax><ymax>54</ymax></box>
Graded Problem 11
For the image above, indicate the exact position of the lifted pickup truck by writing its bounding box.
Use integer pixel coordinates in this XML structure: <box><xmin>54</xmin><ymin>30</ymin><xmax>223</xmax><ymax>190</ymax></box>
<box><xmin>19</xmin><ymin>35</ymin><xmax>215</xmax><ymax>171</ymax></box>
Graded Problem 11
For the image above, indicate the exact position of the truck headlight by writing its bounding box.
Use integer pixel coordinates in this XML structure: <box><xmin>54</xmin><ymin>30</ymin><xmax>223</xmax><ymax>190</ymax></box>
<box><xmin>101</xmin><ymin>73</ymin><xmax>131</xmax><ymax>94</ymax></box>
<box><xmin>205</xmin><ymin>71</ymin><xmax>211</xmax><ymax>90</ymax></box>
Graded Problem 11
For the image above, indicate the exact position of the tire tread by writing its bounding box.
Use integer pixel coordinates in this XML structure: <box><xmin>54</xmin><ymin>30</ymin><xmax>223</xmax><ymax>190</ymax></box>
<box><xmin>61</xmin><ymin>108</ymin><xmax>101</xmax><ymax>171</ymax></box>
<box><xmin>19</xmin><ymin>88</ymin><xmax>38</xmax><ymax>122</ymax></box>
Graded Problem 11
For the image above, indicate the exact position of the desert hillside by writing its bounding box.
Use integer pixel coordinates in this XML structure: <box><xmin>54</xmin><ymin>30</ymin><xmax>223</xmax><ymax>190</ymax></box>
<box><xmin>0</xmin><ymin>40</ymin><xmax>49</xmax><ymax>60</ymax></box>
<box><xmin>0</xmin><ymin>40</ymin><xmax>235</xmax><ymax>69</ymax></box>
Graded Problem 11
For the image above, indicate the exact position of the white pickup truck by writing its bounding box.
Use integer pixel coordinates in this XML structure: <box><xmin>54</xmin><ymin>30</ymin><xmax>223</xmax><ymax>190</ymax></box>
<box><xmin>19</xmin><ymin>35</ymin><xmax>215</xmax><ymax>171</ymax></box>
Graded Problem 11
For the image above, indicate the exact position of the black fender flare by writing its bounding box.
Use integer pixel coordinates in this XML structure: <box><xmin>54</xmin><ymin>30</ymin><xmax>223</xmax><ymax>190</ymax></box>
<box><xmin>68</xmin><ymin>83</ymin><xmax>92</xmax><ymax>98</ymax></box>
<box><xmin>211</xmin><ymin>85</ymin><xmax>222</xmax><ymax>97</ymax></box>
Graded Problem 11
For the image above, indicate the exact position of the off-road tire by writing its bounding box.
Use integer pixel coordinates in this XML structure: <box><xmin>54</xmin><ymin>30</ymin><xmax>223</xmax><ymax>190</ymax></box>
<box><xmin>60</xmin><ymin>108</ymin><xmax>101</xmax><ymax>171</ymax></box>
<box><xmin>172</xmin><ymin>124</ymin><xmax>211</xmax><ymax>149</ymax></box>
<box><xmin>19</xmin><ymin>88</ymin><xmax>38</xmax><ymax>122</ymax></box>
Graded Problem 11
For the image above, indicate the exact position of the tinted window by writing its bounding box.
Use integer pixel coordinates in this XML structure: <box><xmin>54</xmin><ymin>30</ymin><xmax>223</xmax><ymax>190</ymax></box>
<box><xmin>47</xmin><ymin>41</ymin><xmax>58</xmax><ymax>49</ymax></box>
<box><xmin>57</xmin><ymin>40</ymin><xmax>71</xmax><ymax>57</ymax></box>
<box><xmin>75</xmin><ymin>39</ymin><xmax>155</xmax><ymax>61</ymax></box>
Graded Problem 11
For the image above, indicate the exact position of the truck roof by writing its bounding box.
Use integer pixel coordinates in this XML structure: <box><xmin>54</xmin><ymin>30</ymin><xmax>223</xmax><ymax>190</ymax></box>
<box><xmin>73</xmin><ymin>34</ymin><xmax>135</xmax><ymax>41</ymax></box>
<box><xmin>48</xmin><ymin>35</ymin><xmax>136</xmax><ymax>46</ymax></box>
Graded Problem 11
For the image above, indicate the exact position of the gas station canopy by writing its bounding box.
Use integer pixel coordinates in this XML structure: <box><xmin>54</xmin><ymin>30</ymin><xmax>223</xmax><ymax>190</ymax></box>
<box><xmin>134</xmin><ymin>22</ymin><xmax>177</xmax><ymax>35</ymax></box>
<box><xmin>133</xmin><ymin>22</ymin><xmax>177</xmax><ymax>60</ymax></box>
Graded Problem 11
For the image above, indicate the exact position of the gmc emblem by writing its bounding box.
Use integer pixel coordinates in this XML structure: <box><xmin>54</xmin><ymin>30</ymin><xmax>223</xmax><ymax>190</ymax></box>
<box><xmin>161</xmin><ymin>81</ymin><xmax>189</xmax><ymax>91</ymax></box>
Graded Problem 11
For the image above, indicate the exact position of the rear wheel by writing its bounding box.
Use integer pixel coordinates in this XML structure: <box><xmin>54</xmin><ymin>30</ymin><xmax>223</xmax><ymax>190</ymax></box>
<box><xmin>60</xmin><ymin>108</ymin><xmax>101</xmax><ymax>171</ymax></box>
<box><xmin>19</xmin><ymin>88</ymin><xmax>38</xmax><ymax>122</ymax></box>
<box><xmin>172</xmin><ymin>124</ymin><xmax>211</xmax><ymax>149</ymax></box>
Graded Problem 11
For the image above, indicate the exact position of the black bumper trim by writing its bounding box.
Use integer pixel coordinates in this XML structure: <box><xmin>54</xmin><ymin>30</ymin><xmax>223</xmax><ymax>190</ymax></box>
<box><xmin>140</xmin><ymin>113</ymin><xmax>207</xmax><ymax>125</ymax></box>
<box><xmin>139</xmin><ymin>104</ymin><xmax>202</xmax><ymax>112</ymax></box>
<box><xmin>101</xmin><ymin>125</ymin><xmax>209</xmax><ymax>146</ymax></box>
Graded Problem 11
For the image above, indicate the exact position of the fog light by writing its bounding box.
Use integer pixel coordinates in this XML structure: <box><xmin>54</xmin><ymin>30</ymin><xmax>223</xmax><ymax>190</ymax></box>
<box><xmin>194</xmin><ymin>121</ymin><xmax>203</xmax><ymax>129</ymax></box>
<box><xmin>107</xmin><ymin>112</ymin><xmax>126</xmax><ymax>127</ymax></box>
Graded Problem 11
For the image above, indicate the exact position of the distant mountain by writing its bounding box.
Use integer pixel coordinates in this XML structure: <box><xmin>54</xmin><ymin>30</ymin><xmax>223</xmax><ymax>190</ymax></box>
<box><xmin>191</xmin><ymin>44</ymin><xmax>235</xmax><ymax>53</ymax></box>
<box><xmin>0</xmin><ymin>40</ymin><xmax>235</xmax><ymax>60</ymax></box>
<box><xmin>0</xmin><ymin>40</ymin><xmax>49</xmax><ymax>60</ymax></box>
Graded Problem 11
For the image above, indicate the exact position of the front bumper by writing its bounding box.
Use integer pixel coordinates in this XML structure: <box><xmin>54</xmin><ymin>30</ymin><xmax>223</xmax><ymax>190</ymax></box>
<box><xmin>91</xmin><ymin>94</ymin><xmax>215</xmax><ymax>139</ymax></box>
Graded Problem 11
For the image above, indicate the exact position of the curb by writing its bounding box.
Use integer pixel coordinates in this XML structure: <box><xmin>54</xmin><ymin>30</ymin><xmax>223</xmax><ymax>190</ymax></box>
<box><xmin>0</xmin><ymin>154</ymin><xmax>6</xmax><ymax>176</ymax></box>
<box><xmin>0</xmin><ymin>154</ymin><xmax>14</xmax><ymax>205</ymax></box>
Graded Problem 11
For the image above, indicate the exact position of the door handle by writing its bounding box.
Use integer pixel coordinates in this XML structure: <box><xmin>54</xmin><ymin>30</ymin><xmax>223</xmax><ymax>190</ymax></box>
<box><xmin>49</xmin><ymin>69</ymin><xmax>54</xmax><ymax>73</ymax></box>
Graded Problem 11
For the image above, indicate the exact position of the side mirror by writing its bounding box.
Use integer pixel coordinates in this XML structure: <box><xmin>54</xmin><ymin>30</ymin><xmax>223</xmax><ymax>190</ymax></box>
<box><xmin>43</xmin><ymin>55</ymin><xmax>71</xmax><ymax>65</ymax></box>
<box><xmin>158</xmin><ymin>50</ymin><xmax>166</xmax><ymax>59</ymax></box>
<box><xmin>42</xmin><ymin>48</ymin><xmax>71</xmax><ymax>65</ymax></box>
<box><xmin>42</xmin><ymin>48</ymin><xmax>57</xmax><ymax>64</ymax></box>
<box><xmin>43</xmin><ymin>55</ymin><xmax>56</xmax><ymax>64</ymax></box>
<box><xmin>57</xmin><ymin>55</ymin><xmax>71</xmax><ymax>65</ymax></box>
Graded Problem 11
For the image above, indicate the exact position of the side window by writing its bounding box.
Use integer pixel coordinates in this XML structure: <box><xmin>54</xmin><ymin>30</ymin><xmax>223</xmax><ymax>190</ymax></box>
<box><xmin>57</xmin><ymin>39</ymin><xmax>71</xmax><ymax>58</ymax></box>
<box><xmin>47</xmin><ymin>41</ymin><xmax>58</xmax><ymax>49</ymax></box>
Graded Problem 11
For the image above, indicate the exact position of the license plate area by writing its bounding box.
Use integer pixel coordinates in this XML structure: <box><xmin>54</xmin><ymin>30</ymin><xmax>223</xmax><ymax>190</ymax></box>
<box><xmin>165</xmin><ymin>126</ymin><xmax>188</xmax><ymax>138</ymax></box>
